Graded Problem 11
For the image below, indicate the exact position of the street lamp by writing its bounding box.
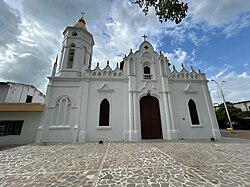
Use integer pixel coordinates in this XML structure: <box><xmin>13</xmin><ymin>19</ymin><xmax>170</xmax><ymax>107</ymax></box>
<box><xmin>211</xmin><ymin>79</ymin><xmax>233</xmax><ymax>130</ymax></box>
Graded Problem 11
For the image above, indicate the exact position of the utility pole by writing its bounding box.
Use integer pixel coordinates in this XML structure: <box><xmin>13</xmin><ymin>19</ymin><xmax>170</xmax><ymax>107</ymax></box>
<box><xmin>211</xmin><ymin>80</ymin><xmax>233</xmax><ymax>131</ymax></box>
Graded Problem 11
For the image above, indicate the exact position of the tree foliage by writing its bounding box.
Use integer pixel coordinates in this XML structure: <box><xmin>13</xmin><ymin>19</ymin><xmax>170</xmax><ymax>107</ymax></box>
<box><xmin>215</xmin><ymin>102</ymin><xmax>249</xmax><ymax>121</ymax></box>
<box><xmin>215</xmin><ymin>103</ymin><xmax>238</xmax><ymax>121</ymax></box>
<box><xmin>135</xmin><ymin>0</ymin><xmax>188</xmax><ymax>24</ymax></box>
<box><xmin>215</xmin><ymin>102</ymin><xmax>250</xmax><ymax>129</ymax></box>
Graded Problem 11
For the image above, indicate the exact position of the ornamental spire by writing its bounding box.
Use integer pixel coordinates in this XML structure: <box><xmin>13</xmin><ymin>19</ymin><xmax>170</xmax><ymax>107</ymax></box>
<box><xmin>74</xmin><ymin>12</ymin><xmax>87</xmax><ymax>30</ymax></box>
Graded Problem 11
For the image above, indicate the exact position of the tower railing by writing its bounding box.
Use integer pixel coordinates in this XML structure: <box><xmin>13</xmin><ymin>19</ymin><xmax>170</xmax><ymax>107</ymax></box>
<box><xmin>144</xmin><ymin>74</ymin><xmax>153</xmax><ymax>80</ymax></box>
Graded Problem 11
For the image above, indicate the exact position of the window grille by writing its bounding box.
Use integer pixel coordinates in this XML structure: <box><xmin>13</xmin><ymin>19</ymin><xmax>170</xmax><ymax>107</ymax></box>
<box><xmin>0</xmin><ymin>120</ymin><xmax>24</xmax><ymax>136</ymax></box>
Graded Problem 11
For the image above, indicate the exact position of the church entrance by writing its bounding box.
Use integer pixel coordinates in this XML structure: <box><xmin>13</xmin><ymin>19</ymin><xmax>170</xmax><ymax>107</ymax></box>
<box><xmin>140</xmin><ymin>94</ymin><xmax>163</xmax><ymax>139</ymax></box>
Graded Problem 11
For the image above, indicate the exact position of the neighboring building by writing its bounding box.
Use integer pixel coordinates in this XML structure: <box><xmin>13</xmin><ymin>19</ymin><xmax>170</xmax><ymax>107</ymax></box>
<box><xmin>233</xmin><ymin>100</ymin><xmax>250</xmax><ymax>112</ymax></box>
<box><xmin>0</xmin><ymin>82</ymin><xmax>45</xmax><ymax>104</ymax></box>
<box><xmin>0</xmin><ymin>103</ymin><xmax>44</xmax><ymax>145</ymax></box>
<box><xmin>213</xmin><ymin>103</ymin><xmax>220</xmax><ymax>110</ymax></box>
<box><xmin>0</xmin><ymin>82</ymin><xmax>45</xmax><ymax>145</ymax></box>
<box><xmin>36</xmin><ymin>16</ymin><xmax>221</xmax><ymax>143</ymax></box>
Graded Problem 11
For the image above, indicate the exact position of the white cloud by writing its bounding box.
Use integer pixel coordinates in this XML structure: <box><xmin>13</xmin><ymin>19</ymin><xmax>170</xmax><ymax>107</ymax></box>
<box><xmin>1</xmin><ymin>0</ymin><xmax>250</xmax><ymax>101</ymax></box>
<box><xmin>237</xmin><ymin>72</ymin><xmax>249</xmax><ymax>79</ymax></box>
<box><xmin>209</xmin><ymin>71</ymin><xmax>250</xmax><ymax>104</ymax></box>
<box><xmin>0</xmin><ymin>15</ymin><xmax>59</xmax><ymax>92</ymax></box>
<box><xmin>162</xmin><ymin>0</ymin><xmax>250</xmax><ymax>45</ymax></box>
<box><xmin>164</xmin><ymin>27</ymin><xmax>186</xmax><ymax>45</ymax></box>
<box><xmin>187</xmin><ymin>0</ymin><xmax>250</xmax><ymax>38</ymax></box>
<box><xmin>165</xmin><ymin>48</ymin><xmax>187</xmax><ymax>70</ymax></box>
<box><xmin>0</xmin><ymin>0</ymin><xmax>21</xmax><ymax>47</ymax></box>
<box><xmin>188</xmin><ymin>0</ymin><xmax>250</xmax><ymax>26</ymax></box>
<box><xmin>214</xmin><ymin>64</ymin><xmax>233</xmax><ymax>78</ymax></box>
<box><xmin>187</xmin><ymin>31</ymin><xmax>209</xmax><ymax>46</ymax></box>
<box><xmin>92</xmin><ymin>0</ymin><xmax>165</xmax><ymax>69</ymax></box>
<box><xmin>223</xmin><ymin>14</ymin><xmax>250</xmax><ymax>38</ymax></box>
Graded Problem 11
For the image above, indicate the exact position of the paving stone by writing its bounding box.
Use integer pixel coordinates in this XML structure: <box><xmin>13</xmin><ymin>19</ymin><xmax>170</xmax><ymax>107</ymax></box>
<box><xmin>0</xmin><ymin>139</ymin><xmax>250</xmax><ymax>186</ymax></box>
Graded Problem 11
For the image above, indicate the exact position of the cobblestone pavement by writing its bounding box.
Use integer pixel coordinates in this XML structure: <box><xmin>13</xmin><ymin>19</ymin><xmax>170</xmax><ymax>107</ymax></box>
<box><xmin>1</xmin><ymin>138</ymin><xmax>250</xmax><ymax>187</ymax></box>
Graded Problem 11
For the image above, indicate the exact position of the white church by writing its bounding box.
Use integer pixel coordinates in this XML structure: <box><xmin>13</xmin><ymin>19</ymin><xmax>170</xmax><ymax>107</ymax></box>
<box><xmin>35</xmin><ymin>16</ymin><xmax>221</xmax><ymax>143</ymax></box>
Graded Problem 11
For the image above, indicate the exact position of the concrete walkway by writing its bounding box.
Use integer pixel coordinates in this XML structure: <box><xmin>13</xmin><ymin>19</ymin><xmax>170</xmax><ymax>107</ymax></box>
<box><xmin>1</xmin><ymin>139</ymin><xmax>250</xmax><ymax>186</ymax></box>
<box><xmin>220</xmin><ymin>129</ymin><xmax>250</xmax><ymax>140</ymax></box>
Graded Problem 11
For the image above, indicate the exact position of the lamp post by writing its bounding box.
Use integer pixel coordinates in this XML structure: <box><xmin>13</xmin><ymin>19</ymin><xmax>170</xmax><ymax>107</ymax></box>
<box><xmin>211</xmin><ymin>79</ymin><xmax>233</xmax><ymax>130</ymax></box>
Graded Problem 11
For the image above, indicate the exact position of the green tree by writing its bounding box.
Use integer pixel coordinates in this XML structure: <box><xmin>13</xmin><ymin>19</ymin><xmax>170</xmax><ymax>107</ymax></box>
<box><xmin>238</xmin><ymin>111</ymin><xmax>250</xmax><ymax>118</ymax></box>
<box><xmin>215</xmin><ymin>102</ymin><xmax>242</xmax><ymax>122</ymax></box>
<box><xmin>135</xmin><ymin>0</ymin><xmax>188</xmax><ymax>24</ymax></box>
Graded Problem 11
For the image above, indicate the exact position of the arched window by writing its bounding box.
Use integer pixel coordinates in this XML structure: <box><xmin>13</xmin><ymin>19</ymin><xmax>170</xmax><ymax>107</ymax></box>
<box><xmin>72</xmin><ymin>31</ymin><xmax>77</xmax><ymax>36</ymax></box>
<box><xmin>188</xmin><ymin>99</ymin><xmax>200</xmax><ymax>125</ymax></box>
<box><xmin>99</xmin><ymin>99</ymin><xmax>110</xmax><ymax>126</ymax></box>
<box><xmin>53</xmin><ymin>97</ymin><xmax>71</xmax><ymax>126</ymax></box>
<box><xmin>143</xmin><ymin>66</ymin><xmax>152</xmax><ymax>79</ymax></box>
<box><xmin>68</xmin><ymin>43</ymin><xmax>75</xmax><ymax>68</ymax></box>
<box><xmin>144</xmin><ymin>66</ymin><xmax>150</xmax><ymax>74</ymax></box>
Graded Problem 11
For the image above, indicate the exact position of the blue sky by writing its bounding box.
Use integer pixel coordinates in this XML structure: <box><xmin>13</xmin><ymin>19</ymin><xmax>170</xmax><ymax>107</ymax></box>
<box><xmin>0</xmin><ymin>0</ymin><xmax>250</xmax><ymax>104</ymax></box>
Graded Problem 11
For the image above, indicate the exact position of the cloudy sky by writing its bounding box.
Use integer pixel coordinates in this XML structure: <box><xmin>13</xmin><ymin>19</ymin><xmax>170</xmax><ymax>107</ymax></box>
<box><xmin>0</xmin><ymin>0</ymin><xmax>250</xmax><ymax>104</ymax></box>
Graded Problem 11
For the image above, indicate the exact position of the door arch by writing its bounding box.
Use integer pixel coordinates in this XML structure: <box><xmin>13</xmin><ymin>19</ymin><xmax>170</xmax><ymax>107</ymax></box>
<box><xmin>140</xmin><ymin>94</ymin><xmax>163</xmax><ymax>139</ymax></box>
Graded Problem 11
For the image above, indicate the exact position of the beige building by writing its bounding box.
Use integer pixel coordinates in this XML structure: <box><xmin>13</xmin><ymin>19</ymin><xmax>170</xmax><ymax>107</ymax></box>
<box><xmin>233</xmin><ymin>100</ymin><xmax>250</xmax><ymax>112</ymax></box>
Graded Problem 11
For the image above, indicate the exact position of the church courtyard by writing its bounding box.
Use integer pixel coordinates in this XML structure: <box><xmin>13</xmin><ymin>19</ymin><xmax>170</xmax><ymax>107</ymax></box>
<box><xmin>1</xmin><ymin>139</ymin><xmax>250</xmax><ymax>187</ymax></box>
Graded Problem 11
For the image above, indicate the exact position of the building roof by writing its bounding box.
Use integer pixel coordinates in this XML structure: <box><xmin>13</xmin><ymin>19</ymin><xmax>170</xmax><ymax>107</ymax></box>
<box><xmin>233</xmin><ymin>100</ymin><xmax>250</xmax><ymax>104</ymax></box>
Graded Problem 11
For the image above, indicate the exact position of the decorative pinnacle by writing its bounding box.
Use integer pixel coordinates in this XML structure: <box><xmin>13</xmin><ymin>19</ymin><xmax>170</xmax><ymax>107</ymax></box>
<box><xmin>198</xmin><ymin>69</ymin><xmax>201</xmax><ymax>73</ymax></box>
<box><xmin>173</xmin><ymin>65</ymin><xmax>176</xmax><ymax>70</ymax></box>
<box><xmin>107</xmin><ymin>60</ymin><xmax>109</xmax><ymax>65</ymax></box>
<box><xmin>181</xmin><ymin>63</ymin><xmax>184</xmax><ymax>68</ymax></box>
<box><xmin>190</xmin><ymin>66</ymin><xmax>193</xmax><ymax>70</ymax></box>
<box><xmin>55</xmin><ymin>55</ymin><xmax>58</xmax><ymax>64</ymax></box>
<box><xmin>125</xmin><ymin>54</ymin><xmax>127</xmax><ymax>58</ymax></box>
<box><xmin>142</xmin><ymin>34</ymin><xmax>147</xmax><ymax>41</ymax></box>
<box><xmin>97</xmin><ymin>62</ymin><xmax>99</xmax><ymax>67</ymax></box>
<box><xmin>117</xmin><ymin>63</ymin><xmax>119</xmax><ymax>67</ymax></box>
<box><xmin>130</xmin><ymin>49</ymin><xmax>132</xmax><ymax>53</ymax></box>
<box><xmin>160</xmin><ymin>51</ymin><xmax>162</xmax><ymax>55</ymax></box>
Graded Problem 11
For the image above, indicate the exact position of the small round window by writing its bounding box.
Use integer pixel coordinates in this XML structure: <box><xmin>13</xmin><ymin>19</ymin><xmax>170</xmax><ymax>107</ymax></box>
<box><xmin>72</xmin><ymin>31</ymin><xmax>77</xmax><ymax>36</ymax></box>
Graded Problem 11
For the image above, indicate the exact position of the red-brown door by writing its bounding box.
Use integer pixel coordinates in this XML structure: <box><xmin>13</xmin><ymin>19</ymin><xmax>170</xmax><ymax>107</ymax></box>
<box><xmin>140</xmin><ymin>94</ymin><xmax>163</xmax><ymax>139</ymax></box>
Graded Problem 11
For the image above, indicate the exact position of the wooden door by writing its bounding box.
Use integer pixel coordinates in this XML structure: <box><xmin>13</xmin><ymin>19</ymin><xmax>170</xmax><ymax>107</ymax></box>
<box><xmin>140</xmin><ymin>94</ymin><xmax>162</xmax><ymax>139</ymax></box>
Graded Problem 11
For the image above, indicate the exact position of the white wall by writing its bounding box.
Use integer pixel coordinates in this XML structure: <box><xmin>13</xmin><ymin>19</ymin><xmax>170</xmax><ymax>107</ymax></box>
<box><xmin>0</xmin><ymin>84</ymin><xmax>9</xmax><ymax>103</ymax></box>
<box><xmin>234</xmin><ymin>102</ymin><xmax>250</xmax><ymax>111</ymax></box>
<box><xmin>0</xmin><ymin>112</ymin><xmax>42</xmax><ymax>145</ymax></box>
<box><xmin>171</xmin><ymin>82</ymin><xmax>214</xmax><ymax>139</ymax></box>
<box><xmin>85</xmin><ymin>80</ymin><xmax>126</xmax><ymax>141</ymax></box>
<box><xmin>4</xmin><ymin>83</ymin><xmax>45</xmax><ymax>103</ymax></box>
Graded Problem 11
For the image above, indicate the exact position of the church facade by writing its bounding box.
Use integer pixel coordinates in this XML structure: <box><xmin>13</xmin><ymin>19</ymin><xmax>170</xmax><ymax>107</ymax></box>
<box><xmin>35</xmin><ymin>16</ymin><xmax>221</xmax><ymax>143</ymax></box>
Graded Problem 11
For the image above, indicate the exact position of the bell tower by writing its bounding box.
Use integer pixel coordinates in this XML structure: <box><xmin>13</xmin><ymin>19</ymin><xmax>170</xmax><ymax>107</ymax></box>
<box><xmin>57</xmin><ymin>14</ymin><xmax>94</xmax><ymax>77</ymax></box>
